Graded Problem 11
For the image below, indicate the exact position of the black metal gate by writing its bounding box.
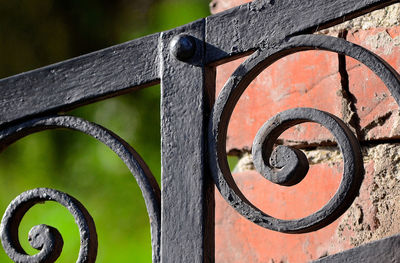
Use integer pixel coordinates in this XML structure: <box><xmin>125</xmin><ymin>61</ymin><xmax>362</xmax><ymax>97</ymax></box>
<box><xmin>0</xmin><ymin>0</ymin><xmax>399</xmax><ymax>262</ymax></box>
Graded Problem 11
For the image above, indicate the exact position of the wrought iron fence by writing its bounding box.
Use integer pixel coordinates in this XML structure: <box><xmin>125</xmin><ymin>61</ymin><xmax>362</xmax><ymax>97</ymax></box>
<box><xmin>0</xmin><ymin>0</ymin><xmax>399</xmax><ymax>262</ymax></box>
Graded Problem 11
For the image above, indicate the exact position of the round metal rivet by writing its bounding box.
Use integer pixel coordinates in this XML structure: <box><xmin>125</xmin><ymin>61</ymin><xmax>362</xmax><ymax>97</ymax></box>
<box><xmin>170</xmin><ymin>34</ymin><xmax>196</xmax><ymax>61</ymax></box>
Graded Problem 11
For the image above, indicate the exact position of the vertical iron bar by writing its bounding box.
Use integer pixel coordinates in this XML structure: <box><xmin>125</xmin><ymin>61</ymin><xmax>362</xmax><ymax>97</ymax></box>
<box><xmin>160</xmin><ymin>19</ymin><xmax>215</xmax><ymax>263</ymax></box>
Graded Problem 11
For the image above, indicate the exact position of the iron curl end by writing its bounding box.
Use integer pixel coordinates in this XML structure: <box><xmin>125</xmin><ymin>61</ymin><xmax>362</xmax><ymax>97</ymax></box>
<box><xmin>249</xmin><ymin>107</ymin><xmax>364</xmax><ymax>231</ymax></box>
<box><xmin>254</xmin><ymin>142</ymin><xmax>309</xmax><ymax>186</ymax></box>
<box><xmin>252</xmin><ymin>107</ymin><xmax>355</xmax><ymax>187</ymax></box>
<box><xmin>0</xmin><ymin>188</ymin><xmax>97</xmax><ymax>263</ymax></box>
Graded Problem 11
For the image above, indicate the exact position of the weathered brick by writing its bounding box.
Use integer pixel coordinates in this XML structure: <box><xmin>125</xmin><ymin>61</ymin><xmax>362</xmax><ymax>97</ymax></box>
<box><xmin>216</xmin><ymin>145</ymin><xmax>400</xmax><ymax>262</ymax></box>
<box><xmin>215</xmin><ymin>162</ymin><xmax>350</xmax><ymax>262</ymax></box>
<box><xmin>213</xmin><ymin>0</ymin><xmax>400</xmax><ymax>262</ymax></box>
<box><xmin>346</xmin><ymin>26</ymin><xmax>400</xmax><ymax>140</ymax></box>
<box><xmin>217</xmin><ymin>50</ymin><xmax>343</xmax><ymax>153</ymax></box>
<box><xmin>213</xmin><ymin>2</ymin><xmax>400</xmax><ymax>151</ymax></box>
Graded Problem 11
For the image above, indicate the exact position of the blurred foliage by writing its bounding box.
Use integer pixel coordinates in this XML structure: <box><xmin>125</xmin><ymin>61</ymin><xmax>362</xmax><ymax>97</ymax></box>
<box><xmin>0</xmin><ymin>0</ymin><xmax>209</xmax><ymax>262</ymax></box>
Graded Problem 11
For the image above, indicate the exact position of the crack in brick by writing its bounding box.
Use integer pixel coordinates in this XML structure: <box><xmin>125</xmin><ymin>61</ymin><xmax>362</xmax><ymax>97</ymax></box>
<box><xmin>337</xmin><ymin>30</ymin><xmax>363</xmax><ymax>139</ymax></box>
<box><xmin>360</xmin><ymin>111</ymin><xmax>393</xmax><ymax>137</ymax></box>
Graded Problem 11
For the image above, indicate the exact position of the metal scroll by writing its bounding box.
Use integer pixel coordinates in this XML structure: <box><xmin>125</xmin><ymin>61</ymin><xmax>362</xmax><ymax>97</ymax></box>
<box><xmin>208</xmin><ymin>34</ymin><xmax>400</xmax><ymax>233</ymax></box>
<box><xmin>1</xmin><ymin>188</ymin><xmax>97</xmax><ymax>263</ymax></box>
<box><xmin>0</xmin><ymin>116</ymin><xmax>161</xmax><ymax>262</ymax></box>
<box><xmin>0</xmin><ymin>1</ymin><xmax>399</xmax><ymax>261</ymax></box>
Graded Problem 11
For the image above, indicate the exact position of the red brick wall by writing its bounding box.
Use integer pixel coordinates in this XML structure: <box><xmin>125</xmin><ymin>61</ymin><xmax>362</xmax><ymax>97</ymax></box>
<box><xmin>212</xmin><ymin>1</ymin><xmax>400</xmax><ymax>262</ymax></box>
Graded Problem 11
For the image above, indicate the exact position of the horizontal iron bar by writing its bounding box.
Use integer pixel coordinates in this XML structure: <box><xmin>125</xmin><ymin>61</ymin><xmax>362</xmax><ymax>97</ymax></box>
<box><xmin>0</xmin><ymin>0</ymin><xmax>396</xmax><ymax>126</ymax></box>
<box><xmin>0</xmin><ymin>33</ymin><xmax>160</xmax><ymax>127</ymax></box>
<box><xmin>205</xmin><ymin>0</ymin><xmax>398</xmax><ymax>65</ymax></box>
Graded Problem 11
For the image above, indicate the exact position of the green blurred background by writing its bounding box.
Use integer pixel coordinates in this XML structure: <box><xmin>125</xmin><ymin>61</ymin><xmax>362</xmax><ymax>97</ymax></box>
<box><xmin>0</xmin><ymin>0</ymin><xmax>210</xmax><ymax>262</ymax></box>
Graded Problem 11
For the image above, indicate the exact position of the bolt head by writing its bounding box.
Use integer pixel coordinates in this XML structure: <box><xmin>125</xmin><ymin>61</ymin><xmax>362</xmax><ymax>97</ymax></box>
<box><xmin>170</xmin><ymin>34</ymin><xmax>196</xmax><ymax>61</ymax></box>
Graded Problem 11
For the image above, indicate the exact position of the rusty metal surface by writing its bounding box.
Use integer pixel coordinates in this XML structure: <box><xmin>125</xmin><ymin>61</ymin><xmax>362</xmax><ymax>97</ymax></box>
<box><xmin>0</xmin><ymin>0</ymin><xmax>399</xmax><ymax>262</ymax></box>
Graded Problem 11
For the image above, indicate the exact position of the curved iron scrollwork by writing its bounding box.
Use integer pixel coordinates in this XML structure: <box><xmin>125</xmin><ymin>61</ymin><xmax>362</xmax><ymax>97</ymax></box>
<box><xmin>0</xmin><ymin>116</ymin><xmax>161</xmax><ymax>262</ymax></box>
<box><xmin>1</xmin><ymin>188</ymin><xmax>97</xmax><ymax>263</ymax></box>
<box><xmin>208</xmin><ymin>34</ymin><xmax>400</xmax><ymax>233</ymax></box>
<box><xmin>1</xmin><ymin>1</ymin><xmax>399</xmax><ymax>261</ymax></box>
